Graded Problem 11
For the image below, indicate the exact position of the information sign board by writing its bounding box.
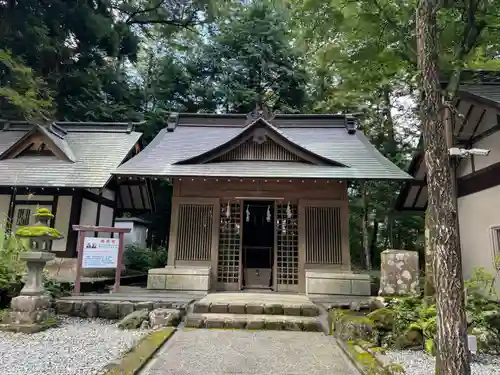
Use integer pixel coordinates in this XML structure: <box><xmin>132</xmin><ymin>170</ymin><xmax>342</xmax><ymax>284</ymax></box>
<box><xmin>82</xmin><ymin>237</ymin><xmax>119</xmax><ymax>268</ymax></box>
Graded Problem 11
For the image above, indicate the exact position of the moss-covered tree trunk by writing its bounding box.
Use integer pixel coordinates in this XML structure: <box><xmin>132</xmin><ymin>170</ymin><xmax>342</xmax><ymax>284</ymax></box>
<box><xmin>424</xmin><ymin>206</ymin><xmax>436</xmax><ymax>302</ymax></box>
<box><xmin>416</xmin><ymin>1</ymin><xmax>470</xmax><ymax>374</ymax></box>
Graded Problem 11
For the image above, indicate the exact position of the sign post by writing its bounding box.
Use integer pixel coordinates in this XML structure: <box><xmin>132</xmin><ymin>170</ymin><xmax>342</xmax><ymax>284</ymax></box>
<box><xmin>72</xmin><ymin>225</ymin><xmax>132</xmax><ymax>295</ymax></box>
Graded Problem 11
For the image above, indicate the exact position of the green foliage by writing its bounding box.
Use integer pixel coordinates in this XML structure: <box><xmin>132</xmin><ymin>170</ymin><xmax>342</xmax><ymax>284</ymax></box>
<box><xmin>0</xmin><ymin>49</ymin><xmax>53</xmax><ymax>121</ymax></box>
<box><xmin>42</xmin><ymin>275</ymin><xmax>73</xmax><ymax>299</ymax></box>
<box><xmin>366</xmin><ymin>263</ymin><xmax>500</xmax><ymax>354</ymax></box>
<box><xmin>202</xmin><ymin>1</ymin><xmax>308</xmax><ymax>113</ymax></box>
<box><xmin>124</xmin><ymin>244</ymin><xmax>168</xmax><ymax>272</ymax></box>
<box><xmin>0</xmin><ymin>230</ymin><xmax>28</xmax><ymax>298</ymax></box>
<box><xmin>465</xmin><ymin>255</ymin><xmax>500</xmax><ymax>297</ymax></box>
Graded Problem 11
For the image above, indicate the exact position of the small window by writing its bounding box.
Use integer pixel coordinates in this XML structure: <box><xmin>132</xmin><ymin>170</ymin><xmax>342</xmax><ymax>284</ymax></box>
<box><xmin>490</xmin><ymin>226</ymin><xmax>500</xmax><ymax>269</ymax></box>
<box><xmin>16</xmin><ymin>208</ymin><xmax>31</xmax><ymax>226</ymax></box>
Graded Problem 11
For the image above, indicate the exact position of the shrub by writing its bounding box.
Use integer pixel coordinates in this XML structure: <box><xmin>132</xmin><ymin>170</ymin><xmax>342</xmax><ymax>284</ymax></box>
<box><xmin>124</xmin><ymin>244</ymin><xmax>168</xmax><ymax>272</ymax></box>
<box><xmin>0</xmin><ymin>229</ymin><xmax>28</xmax><ymax>307</ymax></box>
<box><xmin>367</xmin><ymin>259</ymin><xmax>500</xmax><ymax>354</ymax></box>
<box><xmin>42</xmin><ymin>274</ymin><xmax>73</xmax><ymax>299</ymax></box>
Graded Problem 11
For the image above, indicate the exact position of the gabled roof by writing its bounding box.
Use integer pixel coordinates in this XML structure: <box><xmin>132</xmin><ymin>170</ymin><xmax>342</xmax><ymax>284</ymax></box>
<box><xmin>114</xmin><ymin>113</ymin><xmax>411</xmax><ymax>180</ymax></box>
<box><xmin>175</xmin><ymin>117</ymin><xmax>347</xmax><ymax>167</ymax></box>
<box><xmin>0</xmin><ymin>123</ymin><xmax>76</xmax><ymax>162</ymax></box>
<box><xmin>0</xmin><ymin>121</ymin><xmax>142</xmax><ymax>188</ymax></box>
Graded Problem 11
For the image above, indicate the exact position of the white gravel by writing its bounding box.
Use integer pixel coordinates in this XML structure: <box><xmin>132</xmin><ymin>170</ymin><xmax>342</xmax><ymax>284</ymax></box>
<box><xmin>386</xmin><ymin>350</ymin><xmax>500</xmax><ymax>375</ymax></box>
<box><xmin>0</xmin><ymin>316</ymin><xmax>149</xmax><ymax>375</ymax></box>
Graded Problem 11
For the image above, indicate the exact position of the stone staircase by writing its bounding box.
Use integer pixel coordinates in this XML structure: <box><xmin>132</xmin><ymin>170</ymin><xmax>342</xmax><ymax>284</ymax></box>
<box><xmin>184</xmin><ymin>292</ymin><xmax>325</xmax><ymax>332</ymax></box>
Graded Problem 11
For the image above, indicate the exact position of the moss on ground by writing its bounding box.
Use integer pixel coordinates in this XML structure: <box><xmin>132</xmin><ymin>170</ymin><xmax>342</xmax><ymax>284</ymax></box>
<box><xmin>103</xmin><ymin>328</ymin><xmax>175</xmax><ymax>375</ymax></box>
<box><xmin>344</xmin><ymin>340</ymin><xmax>405</xmax><ymax>375</ymax></box>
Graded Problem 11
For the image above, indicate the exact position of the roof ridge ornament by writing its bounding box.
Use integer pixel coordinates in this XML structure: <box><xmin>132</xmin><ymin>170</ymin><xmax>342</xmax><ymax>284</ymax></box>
<box><xmin>167</xmin><ymin>112</ymin><xmax>179</xmax><ymax>132</ymax></box>
<box><xmin>246</xmin><ymin>103</ymin><xmax>274</xmax><ymax>125</ymax></box>
<box><xmin>344</xmin><ymin>114</ymin><xmax>357</xmax><ymax>134</ymax></box>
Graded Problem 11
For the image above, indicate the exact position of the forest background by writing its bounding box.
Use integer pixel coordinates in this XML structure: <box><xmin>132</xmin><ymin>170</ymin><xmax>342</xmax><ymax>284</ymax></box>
<box><xmin>4</xmin><ymin>0</ymin><xmax>498</xmax><ymax>269</ymax></box>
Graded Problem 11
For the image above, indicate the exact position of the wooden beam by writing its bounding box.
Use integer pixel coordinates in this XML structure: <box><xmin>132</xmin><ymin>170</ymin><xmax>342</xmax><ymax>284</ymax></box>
<box><xmin>127</xmin><ymin>185</ymin><xmax>135</xmax><ymax>209</ymax></box>
<box><xmin>467</xmin><ymin>109</ymin><xmax>487</xmax><ymax>145</ymax></box>
<box><xmin>64</xmin><ymin>192</ymin><xmax>83</xmax><ymax>258</ymax></box>
<box><xmin>14</xmin><ymin>199</ymin><xmax>54</xmax><ymax>205</ymax></box>
<box><xmin>72</xmin><ymin>225</ymin><xmax>131</xmax><ymax>233</ymax></box>
<box><xmin>455</xmin><ymin>103</ymin><xmax>475</xmax><ymax>137</ymax></box>
<box><xmin>138</xmin><ymin>185</ymin><xmax>147</xmax><ymax>210</ymax></box>
<box><xmin>6</xmin><ymin>189</ymin><xmax>15</xmax><ymax>234</ymax></box>
<box><xmin>468</xmin><ymin>121</ymin><xmax>500</xmax><ymax>145</ymax></box>
<box><xmin>94</xmin><ymin>191</ymin><xmax>103</xmax><ymax>237</ymax></box>
<box><xmin>82</xmin><ymin>189</ymin><xmax>115</xmax><ymax>208</ymax></box>
<box><xmin>458</xmin><ymin>161</ymin><xmax>500</xmax><ymax>197</ymax></box>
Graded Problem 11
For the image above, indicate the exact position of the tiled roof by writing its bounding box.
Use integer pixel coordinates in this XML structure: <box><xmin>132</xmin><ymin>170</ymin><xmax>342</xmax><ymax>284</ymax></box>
<box><xmin>460</xmin><ymin>83</ymin><xmax>500</xmax><ymax>106</ymax></box>
<box><xmin>114</xmin><ymin>114</ymin><xmax>411</xmax><ymax>180</ymax></box>
<box><xmin>0</xmin><ymin>122</ymin><xmax>142</xmax><ymax>188</ymax></box>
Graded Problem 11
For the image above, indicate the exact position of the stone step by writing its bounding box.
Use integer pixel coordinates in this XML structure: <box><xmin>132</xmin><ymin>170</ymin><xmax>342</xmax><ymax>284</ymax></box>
<box><xmin>192</xmin><ymin>300</ymin><xmax>319</xmax><ymax>317</ymax></box>
<box><xmin>55</xmin><ymin>299</ymin><xmax>188</xmax><ymax>319</ymax></box>
<box><xmin>184</xmin><ymin>313</ymin><xmax>324</xmax><ymax>332</ymax></box>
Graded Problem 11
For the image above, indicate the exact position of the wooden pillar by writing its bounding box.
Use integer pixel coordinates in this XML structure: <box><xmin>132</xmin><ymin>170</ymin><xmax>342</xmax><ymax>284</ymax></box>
<box><xmin>298</xmin><ymin>200</ymin><xmax>306</xmax><ymax>293</ymax></box>
<box><xmin>341</xmin><ymin>198</ymin><xmax>351</xmax><ymax>270</ymax></box>
<box><xmin>167</xmin><ymin>197</ymin><xmax>180</xmax><ymax>266</ymax></box>
<box><xmin>210</xmin><ymin>198</ymin><xmax>221</xmax><ymax>287</ymax></box>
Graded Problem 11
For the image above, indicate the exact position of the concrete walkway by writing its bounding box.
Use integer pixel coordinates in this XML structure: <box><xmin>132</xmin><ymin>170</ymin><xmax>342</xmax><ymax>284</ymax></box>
<box><xmin>141</xmin><ymin>329</ymin><xmax>360</xmax><ymax>375</ymax></box>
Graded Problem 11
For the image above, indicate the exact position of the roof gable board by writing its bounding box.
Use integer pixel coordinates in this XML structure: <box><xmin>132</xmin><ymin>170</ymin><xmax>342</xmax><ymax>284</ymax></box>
<box><xmin>175</xmin><ymin>118</ymin><xmax>348</xmax><ymax>167</ymax></box>
<box><xmin>0</xmin><ymin>124</ymin><xmax>76</xmax><ymax>162</ymax></box>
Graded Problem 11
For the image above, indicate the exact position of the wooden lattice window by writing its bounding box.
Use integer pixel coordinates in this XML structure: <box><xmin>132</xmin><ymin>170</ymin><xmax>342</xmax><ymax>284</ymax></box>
<box><xmin>305</xmin><ymin>206</ymin><xmax>342</xmax><ymax>264</ymax></box>
<box><xmin>217</xmin><ymin>202</ymin><xmax>241</xmax><ymax>284</ymax></box>
<box><xmin>175</xmin><ymin>203</ymin><xmax>214</xmax><ymax>261</ymax></box>
<box><xmin>276</xmin><ymin>202</ymin><xmax>299</xmax><ymax>285</ymax></box>
<box><xmin>16</xmin><ymin>142</ymin><xmax>55</xmax><ymax>157</ymax></box>
<box><xmin>212</xmin><ymin>137</ymin><xmax>305</xmax><ymax>162</ymax></box>
<box><xmin>16</xmin><ymin>208</ymin><xmax>31</xmax><ymax>226</ymax></box>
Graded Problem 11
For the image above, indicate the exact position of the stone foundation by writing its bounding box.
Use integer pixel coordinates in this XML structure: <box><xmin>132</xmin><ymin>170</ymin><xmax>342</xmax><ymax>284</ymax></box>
<box><xmin>55</xmin><ymin>299</ymin><xmax>188</xmax><ymax>319</ymax></box>
<box><xmin>147</xmin><ymin>266</ymin><xmax>211</xmax><ymax>292</ymax></box>
<box><xmin>45</xmin><ymin>257</ymin><xmax>122</xmax><ymax>281</ymax></box>
<box><xmin>305</xmin><ymin>270</ymin><xmax>371</xmax><ymax>297</ymax></box>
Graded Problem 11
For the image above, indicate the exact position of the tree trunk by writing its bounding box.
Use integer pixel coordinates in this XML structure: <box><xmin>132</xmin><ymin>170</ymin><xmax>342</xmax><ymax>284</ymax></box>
<box><xmin>424</xmin><ymin>206</ymin><xmax>436</xmax><ymax>304</ymax></box>
<box><xmin>361</xmin><ymin>181</ymin><xmax>371</xmax><ymax>271</ymax></box>
<box><xmin>416</xmin><ymin>1</ymin><xmax>470</xmax><ymax>374</ymax></box>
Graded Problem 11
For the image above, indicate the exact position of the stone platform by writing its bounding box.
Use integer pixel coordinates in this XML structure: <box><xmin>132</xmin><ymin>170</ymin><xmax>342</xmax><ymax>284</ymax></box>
<box><xmin>55</xmin><ymin>287</ymin><xmax>206</xmax><ymax>319</ymax></box>
<box><xmin>186</xmin><ymin>292</ymin><xmax>324</xmax><ymax>332</ymax></box>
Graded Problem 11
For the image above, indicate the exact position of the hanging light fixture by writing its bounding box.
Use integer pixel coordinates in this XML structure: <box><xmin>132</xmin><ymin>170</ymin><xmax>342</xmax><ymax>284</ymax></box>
<box><xmin>246</xmin><ymin>205</ymin><xmax>250</xmax><ymax>223</ymax></box>
<box><xmin>266</xmin><ymin>205</ymin><xmax>271</xmax><ymax>223</ymax></box>
<box><xmin>286</xmin><ymin>202</ymin><xmax>292</xmax><ymax>219</ymax></box>
<box><xmin>225</xmin><ymin>202</ymin><xmax>231</xmax><ymax>219</ymax></box>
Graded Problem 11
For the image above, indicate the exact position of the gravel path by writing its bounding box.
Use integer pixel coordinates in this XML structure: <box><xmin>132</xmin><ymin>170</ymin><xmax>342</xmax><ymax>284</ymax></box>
<box><xmin>386</xmin><ymin>350</ymin><xmax>500</xmax><ymax>375</ymax></box>
<box><xmin>0</xmin><ymin>316</ymin><xmax>149</xmax><ymax>375</ymax></box>
<box><xmin>141</xmin><ymin>329</ymin><xmax>360</xmax><ymax>375</ymax></box>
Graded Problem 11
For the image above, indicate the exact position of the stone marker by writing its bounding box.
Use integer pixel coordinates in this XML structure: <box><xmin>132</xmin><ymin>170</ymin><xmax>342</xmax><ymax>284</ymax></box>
<box><xmin>379</xmin><ymin>249</ymin><xmax>419</xmax><ymax>296</ymax></box>
<box><xmin>0</xmin><ymin>208</ymin><xmax>63</xmax><ymax>333</ymax></box>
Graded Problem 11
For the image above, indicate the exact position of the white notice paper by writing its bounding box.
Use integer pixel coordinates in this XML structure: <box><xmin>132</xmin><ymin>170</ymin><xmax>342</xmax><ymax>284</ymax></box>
<box><xmin>82</xmin><ymin>237</ymin><xmax>119</xmax><ymax>269</ymax></box>
<box><xmin>468</xmin><ymin>335</ymin><xmax>477</xmax><ymax>354</ymax></box>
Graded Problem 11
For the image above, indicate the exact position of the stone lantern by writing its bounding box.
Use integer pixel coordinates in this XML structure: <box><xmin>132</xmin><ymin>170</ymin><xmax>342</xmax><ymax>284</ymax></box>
<box><xmin>0</xmin><ymin>208</ymin><xmax>63</xmax><ymax>333</ymax></box>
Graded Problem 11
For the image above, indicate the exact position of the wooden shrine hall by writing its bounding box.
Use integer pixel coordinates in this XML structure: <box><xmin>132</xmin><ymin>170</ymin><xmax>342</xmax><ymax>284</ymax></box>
<box><xmin>113</xmin><ymin>110</ymin><xmax>411</xmax><ymax>297</ymax></box>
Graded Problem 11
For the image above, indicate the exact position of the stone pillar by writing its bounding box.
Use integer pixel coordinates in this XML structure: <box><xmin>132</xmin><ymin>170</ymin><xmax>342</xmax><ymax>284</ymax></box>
<box><xmin>378</xmin><ymin>249</ymin><xmax>419</xmax><ymax>296</ymax></box>
<box><xmin>0</xmin><ymin>208</ymin><xmax>62</xmax><ymax>333</ymax></box>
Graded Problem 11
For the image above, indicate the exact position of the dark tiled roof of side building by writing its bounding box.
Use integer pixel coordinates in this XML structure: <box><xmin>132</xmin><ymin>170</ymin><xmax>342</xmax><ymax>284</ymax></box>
<box><xmin>0</xmin><ymin>121</ymin><xmax>142</xmax><ymax>188</ymax></box>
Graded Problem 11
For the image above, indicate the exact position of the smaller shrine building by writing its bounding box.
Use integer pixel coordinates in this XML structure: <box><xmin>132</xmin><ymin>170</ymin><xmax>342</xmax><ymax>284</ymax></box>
<box><xmin>114</xmin><ymin>111</ymin><xmax>411</xmax><ymax>297</ymax></box>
